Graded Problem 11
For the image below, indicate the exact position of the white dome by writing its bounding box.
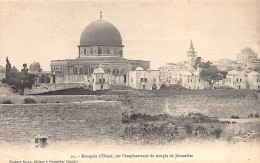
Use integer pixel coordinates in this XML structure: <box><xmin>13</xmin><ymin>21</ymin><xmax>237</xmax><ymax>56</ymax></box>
<box><xmin>135</xmin><ymin>67</ymin><xmax>144</xmax><ymax>71</ymax></box>
<box><xmin>93</xmin><ymin>67</ymin><xmax>105</xmax><ymax>74</ymax></box>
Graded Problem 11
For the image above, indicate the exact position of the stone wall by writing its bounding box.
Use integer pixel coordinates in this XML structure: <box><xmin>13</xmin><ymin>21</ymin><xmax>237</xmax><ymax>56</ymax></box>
<box><xmin>24</xmin><ymin>83</ymin><xmax>87</xmax><ymax>95</ymax></box>
<box><xmin>0</xmin><ymin>101</ymin><xmax>122</xmax><ymax>146</ymax></box>
<box><xmin>0</xmin><ymin>95</ymin><xmax>97</xmax><ymax>104</ymax></box>
<box><xmin>115</xmin><ymin>94</ymin><xmax>260</xmax><ymax>118</ymax></box>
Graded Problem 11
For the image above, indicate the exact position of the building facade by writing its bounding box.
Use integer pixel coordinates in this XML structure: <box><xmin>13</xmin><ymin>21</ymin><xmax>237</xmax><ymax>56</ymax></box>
<box><xmin>128</xmin><ymin>67</ymin><xmax>160</xmax><ymax>90</ymax></box>
<box><xmin>225</xmin><ymin>70</ymin><xmax>260</xmax><ymax>90</ymax></box>
<box><xmin>181</xmin><ymin>71</ymin><xmax>207</xmax><ymax>90</ymax></box>
<box><xmin>237</xmin><ymin>47</ymin><xmax>258</xmax><ymax>69</ymax></box>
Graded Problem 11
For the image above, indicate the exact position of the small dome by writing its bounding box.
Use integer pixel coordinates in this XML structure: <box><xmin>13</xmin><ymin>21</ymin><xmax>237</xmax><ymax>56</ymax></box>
<box><xmin>135</xmin><ymin>67</ymin><xmax>144</xmax><ymax>71</ymax></box>
<box><xmin>242</xmin><ymin>47</ymin><xmax>253</xmax><ymax>53</ymax></box>
<box><xmin>93</xmin><ymin>67</ymin><xmax>105</xmax><ymax>74</ymax></box>
<box><xmin>29</xmin><ymin>62</ymin><xmax>41</xmax><ymax>70</ymax></box>
<box><xmin>80</xmin><ymin>19</ymin><xmax>123</xmax><ymax>47</ymax></box>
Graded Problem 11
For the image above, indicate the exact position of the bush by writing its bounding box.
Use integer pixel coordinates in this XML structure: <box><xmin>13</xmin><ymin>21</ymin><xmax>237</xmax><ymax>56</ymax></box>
<box><xmin>1</xmin><ymin>100</ymin><xmax>13</xmax><ymax>104</ymax></box>
<box><xmin>230</xmin><ymin>115</ymin><xmax>239</xmax><ymax>119</ymax></box>
<box><xmin>213</xmin><ymin>128</ymin><xmax>222</xmax><ymax>138</ymax></box>
<box><xmin>184</xmin><ymin>124</ymin><xmax>193</xmax><ymax>135</ymax></box>
<box><xmin>24</xmin><ymin>98</ymin><xmax>37</xmax><ymax>104</ymax></box>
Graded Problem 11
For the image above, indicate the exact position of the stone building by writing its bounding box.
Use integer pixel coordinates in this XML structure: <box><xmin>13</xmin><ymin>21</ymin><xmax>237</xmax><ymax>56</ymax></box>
<box><xmin>128</xmin><ymin>67</ymin><xmax>160</xmax><ymax>90</ymax></box>
<box><xmin>92</xmin><ymin>67</ymin><xmax>109</xmax><ymax>91</ymax></box>
<box><xmin>28</xmin><ymin>62</ymin><xmax>50</xmax><ymax>84</ymax></box>
<box><xmin>51</xmin><ymin>14</ymin><xmax>149</xmax><ymax>86</ymax></box>
<box><xmin>225</xmin><ymin>70</ymin><xmax>247</xmax><ymax>89</ymax></box>
<box><xmin>0</xmin><ymin>65</ymin><xmax>5</xmax><ymax>82</ymax></box>
<box><xmin>246</xmin><ymin>71</ymin><xmax>260</xmax><ymax>90</ymax></box>
<box><xmin>237</xmin><ymin>47</ymin><xmax>258</xmax><ymax>69</ymax></box>
<box><xmin>181</xmin><ymin>71</ymin><xmax>207</xmax><ymax>90</ymax></box>
<box><xmin>225</xmin><ymin>70</ymin><xmax>260</xmax><ymax>90</ymax></box>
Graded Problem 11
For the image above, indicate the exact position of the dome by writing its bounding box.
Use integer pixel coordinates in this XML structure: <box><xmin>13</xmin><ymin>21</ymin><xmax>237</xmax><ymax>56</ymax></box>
<box><xmin>135</xmin><ymin>67</ymin><xmax>144</xmax><ymax>71</ymax></box>
<box><xmin>80</xmin><ymin>19</ymin><xmax>123</xmax><ymax>47</ymax></box>
<box><xmin>93</xmin><ymin>67</ymin><xmax>105</xmax><ymax>74</ymax></box>
<box><xmin>242</xmin><ymin>47</ymin><xmax>253</xmax><ymax>53</ymax></box>
<box><xmin>29</xmin><ymin>62</ymin><xmax>41</xmax><ymax>70</ymax></box>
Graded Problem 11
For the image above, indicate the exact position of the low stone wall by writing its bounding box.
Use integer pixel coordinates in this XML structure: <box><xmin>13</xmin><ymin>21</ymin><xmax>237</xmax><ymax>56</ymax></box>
<box><xmin>0</xmin><ymin>101</ymin><xmax>122</xmax><ymax>146</ymax></box>
<box><xmin>123</xmin><ymin>121</ymin><xmax>260</xmax><ymax>144</ymax></box>
<box><xmin>24</xmin><ymin>83</ymin><xmax>87</xmax><ymax>95</ymax></box>
<box><xmin>0</xmin><ymin>95</ymin><xmax>97</xmax><ymax>104</ymax></box>
<box><xmin>116</xmin><ymin>94</ymin><xmax>260</xmax><ymax>118</ymax></box>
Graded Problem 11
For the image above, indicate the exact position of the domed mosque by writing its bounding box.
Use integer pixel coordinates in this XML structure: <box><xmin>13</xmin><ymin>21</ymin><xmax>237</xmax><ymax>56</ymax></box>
<box><xmin>50</xmin><ymin>12</ymin><xmax>150</xmax><ymax>87</ymax></box>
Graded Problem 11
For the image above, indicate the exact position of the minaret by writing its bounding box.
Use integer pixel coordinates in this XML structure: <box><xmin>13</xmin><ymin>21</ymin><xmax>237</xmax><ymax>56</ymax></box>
<box><xmin>187</xmin><ymin>40</ymin><xmax>197</xmax><ymax>67</ymax></box>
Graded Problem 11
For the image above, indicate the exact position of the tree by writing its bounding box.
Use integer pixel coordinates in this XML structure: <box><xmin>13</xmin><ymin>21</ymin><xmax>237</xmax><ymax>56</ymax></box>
<box><xmin>198</xmin><ymin>61</ymin><xmax>212</xmax><ymax>69</ymax></box>
<box><xmin>3</xmin><ymin>59</ymin><xmax>34</xmax><ymax>95</ymax></box>
<box><xmin>199</xmin><ymin>66</ymin><xmax>227</xmax><ymax>89</ymax></box>
<box><xmin>21</xmin><ymin>63</ymin><xmax>28</xmax><ymax>72</ymax></box>
<box><xmin>193</xmin><ymin>57</ymin><xmax>202</xmax><ymax>69</ymax></box>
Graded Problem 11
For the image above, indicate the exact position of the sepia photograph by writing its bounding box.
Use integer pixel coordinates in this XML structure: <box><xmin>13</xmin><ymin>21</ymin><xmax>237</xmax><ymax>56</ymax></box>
<box><xmin>0</xmin><ymin>0</ymin><xmax>260</xmax><ymax>162</ymax></box>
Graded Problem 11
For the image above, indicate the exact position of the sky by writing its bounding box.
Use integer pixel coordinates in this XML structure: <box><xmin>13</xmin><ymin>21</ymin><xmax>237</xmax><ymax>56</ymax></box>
<box><xmin>0</xmin><ymin>0</ymin><xmax>260</xmax><ymax>71</ymax></box>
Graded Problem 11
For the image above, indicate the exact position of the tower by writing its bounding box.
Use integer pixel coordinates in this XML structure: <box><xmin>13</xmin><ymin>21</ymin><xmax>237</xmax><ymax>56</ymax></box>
<box><xmin>187</xmin><ymin>40</ymin><xmax>197</xmax><ymax>67</ymax></box>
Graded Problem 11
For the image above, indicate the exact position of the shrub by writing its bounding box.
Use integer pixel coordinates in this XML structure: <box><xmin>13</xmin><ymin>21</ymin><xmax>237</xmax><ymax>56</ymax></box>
<box><xmin>213</xmin><ymin>128</ymin><xmax>222</xmax><ymax>138</ymax></box>
<box><xmin>1</xmin><ymin>100</ymin><xmax>13</xmax><ymax>104</ymax></box>
<box><xmin>24</xmin><ymin>98</ymin><xmax>37</xmax><ymax>104</ymax></box>
<box><xmin>184</xmin><ymin>124</ymin><xmax>193</xmax><ymax>135</ymax></box>
<box><xmin>230</xmin><ymin>115</ymin><xmax>239</xmax><ymax>119</ymax></box>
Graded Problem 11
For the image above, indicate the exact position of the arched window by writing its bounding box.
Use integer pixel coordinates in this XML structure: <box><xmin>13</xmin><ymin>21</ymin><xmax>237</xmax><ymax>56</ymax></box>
<box><xmin>105</xmin><ymin>68</ymin><xmax>110</xmax><ymax>74</ymax></box>
<box><xmin>119</xmin><ymin>51</ymin><xmax>123</xmax><ymax>57</ymax></box>
<box><xmin>84</xmin><ymin>49</ymin><xmax>86</xmax><ymax>54</ymax></box>
<box><xmin>74</xmin><ymin>67</ymin><xmax>78</xmax><ymax>74</ymax></box>
<box><xmin>90</xmin><ymin>48</ymin><xmax>93</xmax><ymax>54</ymax></box>
<box><xmin>79</xmin><ymin>67</ymin><xmax>84</xmax><ymax>75</ymax></box>
<box><xmin>112</xmin><ymin>68</ymin><xmax>120</xmax><ymax>75</ymax></box>
<box><xmin>98</xmin><ymin>48</ymin><xmax>102</xmax><ymax>54</ymax></box>
<box><xmin>90</xmin><ymin>67</ymin><xmax>94</xmax><ymax>74</ymax></box>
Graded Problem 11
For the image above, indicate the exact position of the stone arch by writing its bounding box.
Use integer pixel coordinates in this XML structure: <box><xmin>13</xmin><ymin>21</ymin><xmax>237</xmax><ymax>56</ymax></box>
<box><xmin>90</xmin><ymin>67</ymin><xmax>94</xmax><ymax>74</ymax></box>
<box><xmin>152</xmin><ymin>84</ymin><xmax>157</xmax><ymax>90</ymax></box>
<box><xmin>105</xmin><ymin>68</ymin><xmax>111</xmax><ymax>74</ymax></box>
<box><xmin>79</xmin><ymin>67</ymin><xmax>84</xmax><ymax>75</ymax></box>
<box><xmin>112</xmin><ymin>68</ymin><xmax>120</xmax><ymax>75</ymax></box>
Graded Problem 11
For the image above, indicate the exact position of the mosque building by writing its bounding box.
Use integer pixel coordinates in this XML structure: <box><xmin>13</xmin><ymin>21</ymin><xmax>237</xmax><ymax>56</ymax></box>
<box><xmin>50</xmin><ymin>12</ymin><xmax>150</xmax><ymax>88</ymax></box>
<box><xmin>28</xmin><ymin>62</ymin><xmax>51</xmax><ymax>84</ymax></box>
